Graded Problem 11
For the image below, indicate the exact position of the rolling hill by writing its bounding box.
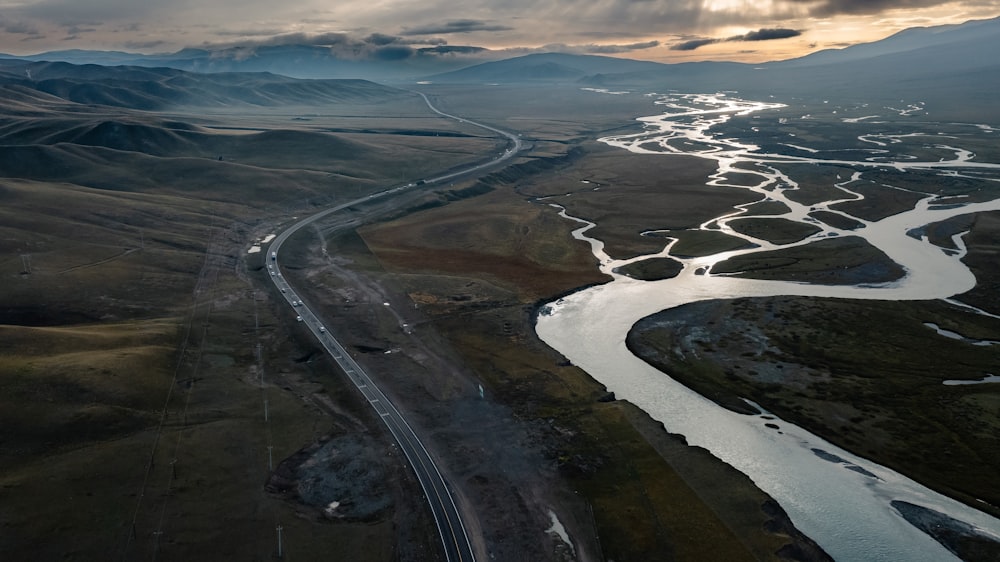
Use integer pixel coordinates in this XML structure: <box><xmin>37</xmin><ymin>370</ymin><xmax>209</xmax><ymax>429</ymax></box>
<box><xmin>424</xmin><ymin>52</ymin><xmax>667</xmax><ymax>83</ymax></box>
<box><xmin>0</xmin><ymin>59</ymin><xmax>407</xmax><ymax>110</ymax></box>
<box><xmin>3</xmin><ymin>44</ymin><xmax>494</xmax><ymax>81</ymax></box>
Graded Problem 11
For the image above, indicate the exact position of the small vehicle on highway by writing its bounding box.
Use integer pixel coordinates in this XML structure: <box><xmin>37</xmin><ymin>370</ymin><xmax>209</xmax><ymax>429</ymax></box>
<box><xmin>319</xmin><ymin>326</ymin><xmax>326</xmax><ymax>333</ymax></box>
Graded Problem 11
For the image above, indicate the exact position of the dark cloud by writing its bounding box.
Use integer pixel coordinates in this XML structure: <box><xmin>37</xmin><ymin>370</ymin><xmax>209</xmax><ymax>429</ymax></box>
<box><xmin>401</xmin><ymin>19</ymin><xmax>513</xmax><ymax>36</ymax></box>
<box><xmin>671</xmin><ymin>28</ymin><xmax>801</xmax><ymax>51</ymax></box>
<box><xmin>65</xmin><ymin>25</ymin><xmax>98</xmax><ymax>35</ymax></box>
<box><xmin>365</xmin><ymin>32</ymin><xmax>401</xmax><ymax>46</ymax></box>
<box><xmin>210</xmin><ymin>31</ymin><xmax>365</xmax><ymax>49</ymax></box>
<box><xmin>214</xmin><ymin>28</ymin><xmax>289</xmax><ymax>38</ymax></box>
<box><xmin>502</xmin><ymin>40</ymin><xmax>660</xmax><ymax>56</ymax></box>
<box><xmin>360</xmin><ymin>32</ymin><xmax>449</xmax><ymax>46</ymax></box>
<box><xmin>786</xmin><ymin>0</ymin><xmax>949</xmax><ymax>17</ymax></box>
<box><xmin>671</xmin><ymin>38</ymin><xmax>719</xmax><ymax>51</ymax></box>
<box><xmin>211</xmin><ymin>31</ymin><xmax>448</xmax><ymax>49</ymax></box>
<box><xmin>197</xmin><ymin>31</ymin><xmax>491</xmax><ymax>62</ymax></box>
<box><xmin>1</xmin><ymin>17</ymin><xmax>42</xmax><ymax>36</ymax></box>
<box><xmin>739</xmin><ymin>28</ymin><xmax>801</xmax><ymax>41</ymax></box>
<box><xmin>417</xmin><ymin>45</ymin><xmax>488</xmax><ymax>55</ymax></box>
<box><xmin>2</xmin><ymin>0</ymin><xmax>990</xmax><ymax>60</ymax></box>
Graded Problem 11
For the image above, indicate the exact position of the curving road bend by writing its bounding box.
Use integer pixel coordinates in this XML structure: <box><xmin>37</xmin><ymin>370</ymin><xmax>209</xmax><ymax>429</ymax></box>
<box><xmin>266</xmin><ymin>92</ymin><xmax>522</xmax><ymax>562</ymax></box>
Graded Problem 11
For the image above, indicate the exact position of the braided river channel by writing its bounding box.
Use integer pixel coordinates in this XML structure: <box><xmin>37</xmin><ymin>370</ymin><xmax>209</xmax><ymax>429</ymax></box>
<box><xmin>535</xmin><ymin>93</ymin><xmax>1000</xmax><ymax>561</ymax></box>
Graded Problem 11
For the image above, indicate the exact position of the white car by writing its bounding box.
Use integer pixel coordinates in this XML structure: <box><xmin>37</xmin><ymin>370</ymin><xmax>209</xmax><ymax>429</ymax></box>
<box><xmin>296</xmin><ymin>315</ymin><xmax>302</xmax><ymax>322</ymax></box>
<box><xmin>319</xmin><ymin>326</ymin><xmax>326</xmax><ymax>333</ymax></box>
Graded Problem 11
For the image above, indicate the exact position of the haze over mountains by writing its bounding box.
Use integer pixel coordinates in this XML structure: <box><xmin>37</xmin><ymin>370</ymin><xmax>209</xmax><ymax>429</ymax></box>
<box><xmin>0</xmin><ymin>44</ymin><xmax>492</xmax><ymax>82</ymax></box>
<box><xmin>428</xmin><ymin>17</ymin><xmax>999</xmax><ymax>99</ymax></box>
<box><xmin>0</xmin><ymin>15</ymin><xmax>997</xmax><ymax>121</ymax></box>
<box><xmin>0</xmin><ymin>59</ymin><xmax>405</xmax><ymax>111</ymax></box>
<box><xmin>1</xmin><ymin>17</ymin><xmax>995</xmax><ymax>80</ymax></box>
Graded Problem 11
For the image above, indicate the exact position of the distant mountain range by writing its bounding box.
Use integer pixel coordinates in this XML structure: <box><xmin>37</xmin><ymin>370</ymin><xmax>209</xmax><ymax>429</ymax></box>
<box><xmin>1</xmin><ymin>16</ymin><xmax>997</xmax><ymax>88</ymax></box>
<box><xmin>0</xmin><ymin>44</ymin><xmax>494</xmax><ymax>82</ymax></box>
<box><xmin>426</xmin><ymin>16</ymin><xmax>1000</xmax><ymax>85</ymax></box>
<box><xmin>1</xmin><ymin>16</ymin><xmax>997</xmax><ymax>120</ymax></box>
<box><xmin>0</xmin><ymin>59</ymin><xmax>405</xmax><ymax>111</ymax></box>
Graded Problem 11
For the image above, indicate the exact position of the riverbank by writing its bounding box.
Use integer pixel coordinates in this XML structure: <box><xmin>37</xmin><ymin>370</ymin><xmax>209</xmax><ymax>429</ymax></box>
<box><xmin>628</xmin><ymin>292</ymin><xmax>1000</xmax><ymax>520</ymax></box>
<box><xmin>536</xmin><ymin>91</ymin><xmax>1000</xmax><ymax>561</ymax></box>
<box><xmin>357</xmin><ymin>140</ymin><xmax>834</xmax><ymax>560</ymax></box>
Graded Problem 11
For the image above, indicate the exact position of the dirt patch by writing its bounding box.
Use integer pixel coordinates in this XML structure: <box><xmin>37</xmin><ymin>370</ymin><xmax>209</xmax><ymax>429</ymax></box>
<box><xmin>267</xmin><ymin>433</ymin><xmax>394</xmax><ymax>521</ymax></box>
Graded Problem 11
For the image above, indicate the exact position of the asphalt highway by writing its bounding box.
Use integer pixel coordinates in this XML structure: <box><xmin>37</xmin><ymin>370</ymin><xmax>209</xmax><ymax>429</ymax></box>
<box><xmin>266</xmin><ymin>92</ymin><xmax>523</xmax><ymax>562</ymax></box>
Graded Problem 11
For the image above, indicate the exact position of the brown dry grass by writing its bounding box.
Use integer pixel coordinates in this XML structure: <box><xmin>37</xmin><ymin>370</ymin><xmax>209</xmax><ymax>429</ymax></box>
<box><xmin>713</xmin><ymin>235</ymin><xmax>905</xmax><ymax>284</ymax></box>
<box><xmin>361</xmin><ymin>187</ymin><xmax>609</xmax><ymax>300</ymax></box>
<box><xmin>629</xmin><ymin>209</ymin><xmax>1000</xmax><ymax>519</ymax></box>
<box><xmin>514</xmin><ymin>143</ymin><xmax>761</xmax><ymax>259</ymax></box>
<box><xmin>0</xmin><ymin>97</ymin><xmax>505</xmax><ymax>560</ymax></box>
<box><xmin>358</xmin><ymin>140</ymin><xmax>832</xmax><ymax>560</ymax></box>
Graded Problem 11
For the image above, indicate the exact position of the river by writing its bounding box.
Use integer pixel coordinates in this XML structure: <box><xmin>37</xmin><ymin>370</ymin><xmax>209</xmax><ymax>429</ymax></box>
<box><xmin>535</xmin><ymin>92</ymin><xmax>1000</xmax><ymax>561</ymax></box>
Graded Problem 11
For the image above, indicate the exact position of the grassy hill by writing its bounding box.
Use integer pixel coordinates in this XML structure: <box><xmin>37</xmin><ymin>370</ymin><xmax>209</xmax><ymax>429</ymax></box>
<box><xmin>0</xmin><ymin>65</ymin><xmax>503</xmax><ymax>560</ymax></box>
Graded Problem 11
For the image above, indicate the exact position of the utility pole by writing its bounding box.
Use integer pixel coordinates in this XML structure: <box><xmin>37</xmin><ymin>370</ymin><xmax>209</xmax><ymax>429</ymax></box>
<box><xmin>276</xmin><ymin>524</ymin><xmax>283</xmax><ymax>559</ymax></box>
<box><xmin>20</xmin><ymin>254</ymin><xmax>31</xmax><ymax>274</ymax></box>
<box><xmin>267</xmin><ymin>446</ymin><xmax>273</xmax><ymax>471</ymax></box>
<box><xmin>264</xmin><ymin>399</ymin><xmax>269</xmax><ymax>422</ymax></box>
<box><xmin>152</xmin><ymin>530</ymin><xmax>164</xmax><ymax>561</ymax></box>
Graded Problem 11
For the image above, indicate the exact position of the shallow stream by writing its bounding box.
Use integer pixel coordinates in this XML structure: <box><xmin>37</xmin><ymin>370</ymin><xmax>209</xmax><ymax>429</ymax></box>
<box><xmin>536</xmin><ymin>92</ymin><xmax>1000</xmax><ymax>561</ymax></box>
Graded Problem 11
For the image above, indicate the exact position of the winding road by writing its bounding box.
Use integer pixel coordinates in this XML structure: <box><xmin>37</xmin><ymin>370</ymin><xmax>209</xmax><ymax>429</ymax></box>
<box><xmin>266</xmin><ymin>92</ymin><xmax>522</xmax><ymax>562</ymax></box>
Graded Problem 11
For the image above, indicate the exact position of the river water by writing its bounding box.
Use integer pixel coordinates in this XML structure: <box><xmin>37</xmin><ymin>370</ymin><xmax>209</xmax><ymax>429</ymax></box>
<box><xmin>535</xmin><ymin>93</ymin><xmax>1000</xmax><ymax>561</ymax></box>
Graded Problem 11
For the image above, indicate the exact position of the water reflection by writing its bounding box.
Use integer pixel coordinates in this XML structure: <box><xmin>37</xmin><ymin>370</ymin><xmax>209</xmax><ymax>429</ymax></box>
<box><xmin>536</xmin><ymin>93</ymin><xmax>1000</xmax><ymax>561</ymax></box>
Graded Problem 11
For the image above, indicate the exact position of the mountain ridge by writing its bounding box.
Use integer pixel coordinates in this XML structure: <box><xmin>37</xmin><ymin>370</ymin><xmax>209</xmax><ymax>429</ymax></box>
<box><xmin>0</xmin><ymin>59</ymin><xmax>407</xmax><ymax>110</ymax></box>
<box><xmin>3</xmin><ymin>16</ymin><xmax>998</xmax><ymax>87</ymax></box>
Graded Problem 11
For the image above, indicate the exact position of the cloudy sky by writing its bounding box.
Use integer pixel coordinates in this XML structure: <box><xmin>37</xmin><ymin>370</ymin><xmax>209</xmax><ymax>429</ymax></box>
<box><xmin>1</xmin><ymin>0</ymin><xmax>998</xmax><ymax>62</ymax></box>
